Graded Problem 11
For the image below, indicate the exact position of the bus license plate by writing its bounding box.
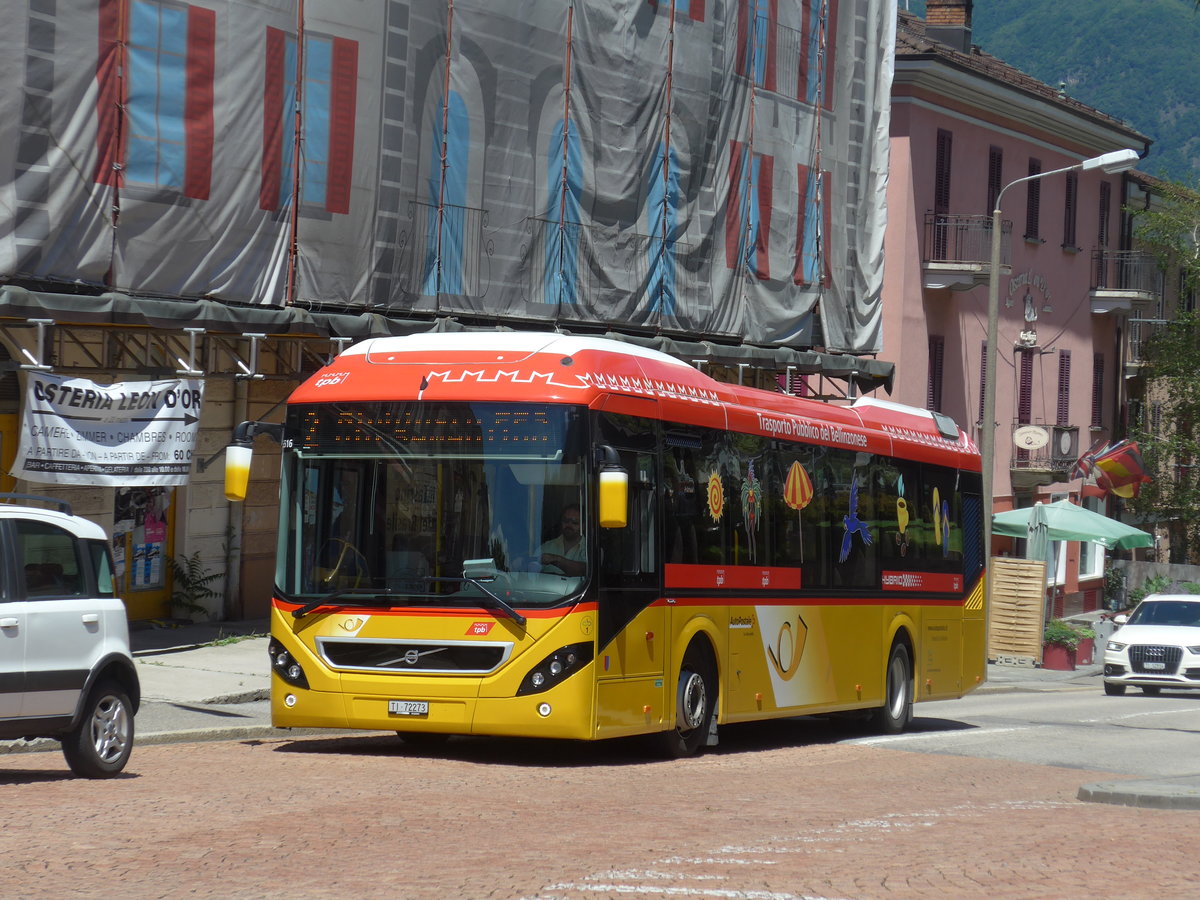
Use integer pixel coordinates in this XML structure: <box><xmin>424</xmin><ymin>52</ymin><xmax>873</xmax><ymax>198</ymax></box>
<box><xmin>388</xmin><ymin>700</ymin><xmax>429</xmax><ymax>717</ymax></box>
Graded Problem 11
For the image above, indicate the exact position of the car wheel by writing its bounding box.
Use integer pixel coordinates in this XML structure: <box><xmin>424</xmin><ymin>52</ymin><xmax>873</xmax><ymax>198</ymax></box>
<box><xmin>62</xmin><ymin>680</ymin><xmax>134</xmax><ymax>778</ymax></box>
<box><xmin>872</xmin><ymin>642</ymin><xmax>913</xmax><ymax>734</ymax></box>
<box><xmin>1103</xmin><ymin>682</ymin><xmax>1127</xmax><ymax>696</ymax></box>
<box><xmin>1141</xmin><ymin>685</ymin><xmax>1162</xmax><ymax>696</ymax></box>
<box><xmin>656</xmin><ymin>640</ymin><xmax>716</xmax><ymax>759</ymax></box>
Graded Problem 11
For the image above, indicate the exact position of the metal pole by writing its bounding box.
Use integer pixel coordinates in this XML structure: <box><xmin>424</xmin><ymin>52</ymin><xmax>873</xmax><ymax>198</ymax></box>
<box><xmin>982</xmin><ymin>203</ymin><xmax>1002</xmax><ymax>556</ymax></box>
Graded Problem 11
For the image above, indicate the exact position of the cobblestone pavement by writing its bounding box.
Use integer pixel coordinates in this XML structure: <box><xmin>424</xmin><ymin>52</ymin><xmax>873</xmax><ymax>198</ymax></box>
<box><xmin>2</xmin><ymin>727</ymin><xmax>1196</xmax><ymax>900</ymax></box>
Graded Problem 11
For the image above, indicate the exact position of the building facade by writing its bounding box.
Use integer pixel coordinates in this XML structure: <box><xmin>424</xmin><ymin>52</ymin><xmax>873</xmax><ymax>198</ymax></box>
<box><xmin>1</xmin><ymin>0</ymin><xmax>896</xmax><ymax>620</ymax></box>
<box><xmin>885</xmin><ymin>2</ymin><xmax>1155</xmax><ymax>616</ymax></box>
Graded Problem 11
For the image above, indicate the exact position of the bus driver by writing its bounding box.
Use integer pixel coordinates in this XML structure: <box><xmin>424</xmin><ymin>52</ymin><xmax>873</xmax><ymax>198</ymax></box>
<box><xmin>538</xmin><ymin>504</ymin><xmax>586</xmax><ymax>576</ymax></box>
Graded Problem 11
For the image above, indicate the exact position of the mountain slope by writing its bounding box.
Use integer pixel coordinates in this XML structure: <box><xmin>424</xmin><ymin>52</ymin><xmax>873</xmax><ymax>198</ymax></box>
<box><xmin>905</xmin><ymin>0</ymin><xmax>1200</xmax><ymax>182</ymax></box>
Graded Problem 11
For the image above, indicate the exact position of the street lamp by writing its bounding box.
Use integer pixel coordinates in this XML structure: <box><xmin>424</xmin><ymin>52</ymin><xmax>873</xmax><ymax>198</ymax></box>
<box><xmin>980</xmin><ymin>148</ymin><xmax>1140</xmax><ymax>554</ymax></box>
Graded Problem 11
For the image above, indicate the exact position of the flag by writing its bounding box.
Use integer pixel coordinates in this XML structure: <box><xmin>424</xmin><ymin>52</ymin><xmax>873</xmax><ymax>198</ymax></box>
<box><xmin>1072</xmin><ymin>440</ymin><xmax>1152</xmax><ymax>498</ymax></box>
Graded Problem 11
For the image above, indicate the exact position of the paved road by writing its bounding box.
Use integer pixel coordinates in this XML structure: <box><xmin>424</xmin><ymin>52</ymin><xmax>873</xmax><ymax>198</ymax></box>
<box><xmin>2</xmin><ymin>720</ymin><xmax>1197</xmax><ymax>900</ymax></box>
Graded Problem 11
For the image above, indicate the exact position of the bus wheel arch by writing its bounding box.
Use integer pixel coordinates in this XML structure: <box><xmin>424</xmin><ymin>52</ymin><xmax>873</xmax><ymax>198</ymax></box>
<box><xmin>658</xmin><ymin>632</ymin><xmax>718</xmax><ymax>758</ymax></box>
<box><xmin>873</xmin><ymin>631</ymin><xmax>914</xmax><ymax>735</ymax></box>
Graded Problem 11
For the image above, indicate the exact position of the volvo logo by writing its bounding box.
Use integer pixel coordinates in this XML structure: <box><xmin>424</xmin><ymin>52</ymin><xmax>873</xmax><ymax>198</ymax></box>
<box><xmin>395</xmin><ymin>647</ymin><xmax>446</xmax><ymax>666</ymax></box>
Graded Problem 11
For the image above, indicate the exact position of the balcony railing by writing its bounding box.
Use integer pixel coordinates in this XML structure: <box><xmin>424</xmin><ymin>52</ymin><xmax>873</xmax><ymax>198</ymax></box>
<box><xmin>401</xmin><ymin>200</ymin><xmax>488</xmax><ymax>297</ymax></box>
<box><xmin>1127</xmin><ymin>317</ymin><xmax>1166</xmax><ymax>367</ymax></box>
<box><xmin>922</xmin><ymin>213</ymin><xmax>1010</xmax><ymax>290</ymax></box>
<box><xmin>1010</xmin><ymin>423</ymin><xmax>1079</xmax><ymax>489</ymax></box>
<box><xmin>1090</xmin><ymin>250</ymin><xmax>1161</xmax><ymax>312</ymax></box>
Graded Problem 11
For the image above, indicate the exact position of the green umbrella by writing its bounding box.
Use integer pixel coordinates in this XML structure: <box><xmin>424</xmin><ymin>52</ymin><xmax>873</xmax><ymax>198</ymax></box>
<box><xmin>992</xmin><ymin>499</ymin><xmax>1153</xmax><ymax>551</ymax></box>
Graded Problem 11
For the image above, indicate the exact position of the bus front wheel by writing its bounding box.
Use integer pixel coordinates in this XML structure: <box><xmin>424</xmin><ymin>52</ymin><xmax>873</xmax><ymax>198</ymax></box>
<box><xmin>873</xmin><ymin>641</ymin><xmax>913</xmax><ymax>735</ymax></box>
<box><xmin>657</xmin><ymin>640</ymin><xmax>717</xmax><ymax>758</ymax></box>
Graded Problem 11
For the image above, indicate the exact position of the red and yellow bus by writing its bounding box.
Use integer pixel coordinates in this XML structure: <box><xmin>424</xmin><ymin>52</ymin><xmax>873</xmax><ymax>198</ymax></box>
<box><xmin>229</xmin><ymin>332</ymin><xmax>986</xmax><ymax>755</ymax></box>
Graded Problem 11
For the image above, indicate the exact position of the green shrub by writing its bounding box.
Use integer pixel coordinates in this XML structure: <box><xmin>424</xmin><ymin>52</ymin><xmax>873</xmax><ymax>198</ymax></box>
<box><xmin>1044</xmin><ymin>618</ymin><xmax>1083</xmax><ymax>650</ymax></box>
<box><xmin>169</xmin><ymin>551</ymin><xmax>223</xmax><ymax>620</ymax></box>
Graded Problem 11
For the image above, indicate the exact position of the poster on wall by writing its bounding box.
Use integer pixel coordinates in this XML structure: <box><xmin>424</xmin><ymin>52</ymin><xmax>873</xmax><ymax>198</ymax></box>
<box><xmin>113</xmin><ymin>487</ymin><xmax>172</xmax><ymax>591</ymax></box>
<box><xmin>12</xmin><ymin>373</ymin><xmax>203</xmax><ymax>486</ymax></box>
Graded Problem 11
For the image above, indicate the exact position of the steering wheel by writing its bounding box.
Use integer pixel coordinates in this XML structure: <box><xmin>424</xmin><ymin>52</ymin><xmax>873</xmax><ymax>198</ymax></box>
<box><xmin>317</xmin><ymin>538</ymin><xmax>370</xmax><ymax>589</ymax></box>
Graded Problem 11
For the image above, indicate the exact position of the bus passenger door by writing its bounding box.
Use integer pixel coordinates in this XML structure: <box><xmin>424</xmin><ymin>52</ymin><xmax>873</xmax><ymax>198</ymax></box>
<box><xmin>594</xmin><ymin>450</ymin><xmax>667</xmax><ymax>738</ymax></box>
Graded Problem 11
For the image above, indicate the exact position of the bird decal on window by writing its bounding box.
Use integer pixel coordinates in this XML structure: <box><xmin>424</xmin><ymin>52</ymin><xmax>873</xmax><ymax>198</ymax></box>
<box><xmin>839</xmin><ymin>473</ymin><xmax>873</xmax><ymax>563</ymax></box>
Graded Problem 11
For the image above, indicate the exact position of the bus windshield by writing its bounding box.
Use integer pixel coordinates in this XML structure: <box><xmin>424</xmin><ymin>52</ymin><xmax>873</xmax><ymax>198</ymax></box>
<box><xmin>276</xmin><ymin>402</ymin><xmax>589</xmax><ymax>610</ymax></box>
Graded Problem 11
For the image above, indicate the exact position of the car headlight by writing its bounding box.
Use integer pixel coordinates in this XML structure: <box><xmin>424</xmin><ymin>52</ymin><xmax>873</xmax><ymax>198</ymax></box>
<box><xmin>1106</xmin><ymin>640</ymin><xmax>1127</xmax><ymax>652</ymax></box>
<box><xmin>1188</xmin><ymin>645</ymin><xmax>1200</xmax><ymax>655</ymax></box>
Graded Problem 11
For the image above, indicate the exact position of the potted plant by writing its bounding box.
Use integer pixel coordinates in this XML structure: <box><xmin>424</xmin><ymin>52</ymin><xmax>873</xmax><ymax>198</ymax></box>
<box><xmin>1042</xmin><ymin>618</ymin><xmax>1081</xmax><ymax>671</ymax></box>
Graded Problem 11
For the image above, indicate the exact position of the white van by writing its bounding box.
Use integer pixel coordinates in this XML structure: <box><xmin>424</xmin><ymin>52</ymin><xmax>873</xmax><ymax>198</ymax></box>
<box><xmin>0</xmin><ymin>494</ymin><xmax>139</xmax><ymax>777</ymax></box>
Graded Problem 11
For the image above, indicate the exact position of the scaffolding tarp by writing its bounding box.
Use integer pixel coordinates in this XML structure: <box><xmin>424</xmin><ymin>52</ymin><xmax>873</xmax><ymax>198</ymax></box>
<box><xmin>0</xmin><ymin>0</ymin><xmax>894</xmax><ymax>356</ymax></box>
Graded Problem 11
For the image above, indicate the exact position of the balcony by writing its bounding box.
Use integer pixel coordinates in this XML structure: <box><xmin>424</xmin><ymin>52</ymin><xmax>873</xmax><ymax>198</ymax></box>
<box><xmin>1009</xmin><ymin>423</ymin><xmax>1079</xmax><ymax>490</ymax></box>
<box><xmin>922</xmin><ymin>214</ymin><xmax>1011</xmax><ymax>290</ymax></box>
<box><xmin>1126</xmin><ymin>316</ymin><xmax>1166</xmax><ymax>376</ymax></box>
<box><xmin>1090</xmin><ymin>250</ymin><xmax>1161</xmax><ymax>314</ymax></box>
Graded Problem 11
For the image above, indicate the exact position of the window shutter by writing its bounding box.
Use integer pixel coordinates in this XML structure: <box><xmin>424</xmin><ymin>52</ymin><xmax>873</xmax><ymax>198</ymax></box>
<box><xmin>1098</xmin><ymin>181</ymin><xmax>1111</xmax><ymax>249</ymax></box>
<box><xmin>1090</xmin><ymin>354</ymin><xmax>1104</xmax><ymax>428</ymax></box>
<box><xmin>1063</xmin><ymin>171</ymin><xmax>1078</xmax><ymax>248</ymax></box>
<box><xmin>978</xmin><ymin>341</ymin><xmax>988</xmax><ymax>426</ymax></box>
<box><xmin>326</xmin><ymin>37</ymin><xmax>358</xmax><ymax>215</ymax></box>
<box><xmin>927</xmin><ymin>335</ymin><xmax>945</xmax><ymax>413</ymax></box>
<box><xmin>987</xmin><ymin>145</ymin><xmax>1002</xmax><ymax>212</ymax></box>
<box><xmin>934</xmin><ymin>129</ymin><xmax>952</xmax><ymax>214</ymax></box>
<box><xmin>1018</xmin><ymin>350</ymin><xmax>1033</xmax><ymax>424</ymax></box>
<box><xmin>1056</xmin><ymin>350</ymin><xmax>1071</xmax><ymax>427</ymax></box>
<box><xmin>260</xmin><ymin>27</ymin><xmax>287</xmax><ymax>211</ymax></box>
<box><xmin>1025</xmin><ymin>158</ymin><xmax>1041</xmax><ymax>239</ymax></box>
<box><xmin>183</xmin><ymin>6</ymin><xmax>215</xmax><ymax>201</ymax></box>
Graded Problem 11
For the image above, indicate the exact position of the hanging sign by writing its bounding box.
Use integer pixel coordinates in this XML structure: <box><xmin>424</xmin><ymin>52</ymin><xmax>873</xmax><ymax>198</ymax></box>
<box><xmin>13</xmin><ymin>373</ymin><xmax>204</xmax><ymax>486</ymax></box>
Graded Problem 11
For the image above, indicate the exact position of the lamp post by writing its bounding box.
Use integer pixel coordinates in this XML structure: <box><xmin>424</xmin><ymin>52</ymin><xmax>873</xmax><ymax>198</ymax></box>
<box><xmin>980</xmin><ymin>148</ymin><xmax>1141</xmax><ymax>555</ymax></box>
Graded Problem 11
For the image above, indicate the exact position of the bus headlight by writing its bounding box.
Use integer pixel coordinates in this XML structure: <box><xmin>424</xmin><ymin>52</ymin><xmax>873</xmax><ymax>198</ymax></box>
<box><xmin>516</xmin><ymin>642</ymin><xmax>594</xmax><ymax>695</ymax></box>
<box><xmin>269</xmin><ymin>638</ymin><xmax>310</xmax><ymax>689</ymax></box>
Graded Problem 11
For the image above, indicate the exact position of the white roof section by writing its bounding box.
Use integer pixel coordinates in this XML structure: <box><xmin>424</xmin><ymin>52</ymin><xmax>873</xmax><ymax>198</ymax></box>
<box><xmin>346</xmin><ymin>332</ymin><xmax>697</xmax><ymax>370</ymax></box>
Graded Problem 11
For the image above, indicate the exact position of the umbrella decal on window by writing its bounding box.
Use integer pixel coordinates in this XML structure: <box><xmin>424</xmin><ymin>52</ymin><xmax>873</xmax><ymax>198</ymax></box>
<box><xmin>784</xmin><ymin>460</ymin><xmax>813</xmax><ymax>563</ymax></box>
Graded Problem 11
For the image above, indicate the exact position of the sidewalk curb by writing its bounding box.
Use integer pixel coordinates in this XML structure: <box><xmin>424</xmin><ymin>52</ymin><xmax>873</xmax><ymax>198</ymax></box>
<box><xmin>2</xmin><ymin>725</ymin><xmax>359</xmax><ymax>756</ymax></box>
<box><xmin>1079</xmin><ymin>779</ymin><xmax>1200</xmax><ymax>810</ymax></box>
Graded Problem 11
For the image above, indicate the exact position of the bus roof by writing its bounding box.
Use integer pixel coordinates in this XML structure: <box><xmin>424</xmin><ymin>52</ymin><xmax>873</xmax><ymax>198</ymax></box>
<box><xmin>291</xmin><ymin>332</ymin><xmax>979</xmax><ymax>471</ymax></box>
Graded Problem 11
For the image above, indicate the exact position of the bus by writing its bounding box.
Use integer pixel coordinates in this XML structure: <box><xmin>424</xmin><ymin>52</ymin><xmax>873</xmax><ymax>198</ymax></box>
<box><xmin>227</xmin><ymin>332</ymin><xmax>986</xmax><ymax>756</ymax></box>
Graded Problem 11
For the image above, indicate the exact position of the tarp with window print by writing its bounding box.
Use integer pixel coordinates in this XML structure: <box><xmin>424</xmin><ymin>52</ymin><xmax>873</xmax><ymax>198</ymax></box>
<box><xmin>0</xmin><ymin>0</ymin><xmax>892</xmax><ymax>355</ymax></box>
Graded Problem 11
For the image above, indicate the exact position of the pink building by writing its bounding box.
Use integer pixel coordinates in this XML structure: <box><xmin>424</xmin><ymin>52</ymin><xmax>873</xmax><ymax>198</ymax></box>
<box><xmin>884</xmin><ymin>3</ymin><xmax>1154</xmax><ymax>615</ymax></box>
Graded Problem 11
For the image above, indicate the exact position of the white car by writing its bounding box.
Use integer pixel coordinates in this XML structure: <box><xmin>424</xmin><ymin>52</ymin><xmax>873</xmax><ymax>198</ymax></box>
<box><xmin>1103</xmin><ymin>594</ymin><xmax>1200</xmax><ymax>696</ymax></box>
<box><xmin>1</xmin><ymin>494</ymin><xmax>140</xmax><ymax>777</ymax></box>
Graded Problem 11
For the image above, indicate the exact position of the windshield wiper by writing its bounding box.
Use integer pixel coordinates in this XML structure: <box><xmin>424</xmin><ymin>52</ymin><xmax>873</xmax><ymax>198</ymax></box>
<box><xmin>290</xmin><ymin>587</ymin><xmax>399</xmax><ymax>619</ymax></box>
<box><xmin>428</xmin><ymin>576</ymin><xmax>527</xmax><ymax>628</ymax></box>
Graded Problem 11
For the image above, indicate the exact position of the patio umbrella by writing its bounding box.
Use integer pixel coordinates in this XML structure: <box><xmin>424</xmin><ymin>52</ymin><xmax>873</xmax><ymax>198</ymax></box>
<box><xmin>991</xmin><ymin>499</ymin><xmax>1153</xmax><ymax>551</ymax></box>
<box><xmin>1024</xmin><ymin>501</ymin><xmax>1051</xmax><ymax>565</ymax></box>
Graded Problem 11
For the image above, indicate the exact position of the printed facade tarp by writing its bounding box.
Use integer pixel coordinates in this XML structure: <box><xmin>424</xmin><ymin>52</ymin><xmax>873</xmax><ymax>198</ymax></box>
<box><xmin>0</xmin><ymin>0</ymin><xmax>893</xmax><ymax>355</ymax></box>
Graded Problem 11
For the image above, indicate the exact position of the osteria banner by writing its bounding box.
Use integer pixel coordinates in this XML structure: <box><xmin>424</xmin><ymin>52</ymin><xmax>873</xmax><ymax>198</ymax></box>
<box><xmin>13</xmin><ymin>374</ymin><xmax>204</xmax><ymax>486</ymax></box>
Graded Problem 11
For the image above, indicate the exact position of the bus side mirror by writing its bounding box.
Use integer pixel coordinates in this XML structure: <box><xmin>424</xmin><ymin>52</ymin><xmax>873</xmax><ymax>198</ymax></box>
<box><xmin>224</xmin><ymin>443</ymin><xmax>253</xmax><ymax>502</ymax></box>
<box><xmin>597</xmin><ymin>446</ymin><xmax>627</xmax><ymax>529</ymax></box>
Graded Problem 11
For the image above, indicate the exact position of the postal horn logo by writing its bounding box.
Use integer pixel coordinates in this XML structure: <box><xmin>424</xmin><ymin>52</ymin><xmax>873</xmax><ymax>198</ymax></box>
<box><xmin>766</xmin><ymin>615</ymin><xmax>808</xmax><ymax>680</ymax></box>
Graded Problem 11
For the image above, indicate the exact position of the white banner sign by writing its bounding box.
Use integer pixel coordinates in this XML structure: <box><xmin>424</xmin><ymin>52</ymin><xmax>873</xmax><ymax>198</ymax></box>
<box><xmin>13</xmin><ymin>373</ymin><xmax>204</xmax><ymax>486</ymax></box>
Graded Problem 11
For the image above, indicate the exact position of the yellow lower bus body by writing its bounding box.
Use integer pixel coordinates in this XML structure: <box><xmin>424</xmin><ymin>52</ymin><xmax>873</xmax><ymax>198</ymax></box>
<box><xmin>268</xmin><ymin>589</ymin><xmax>986</xmax><ymax>742</ymax></box>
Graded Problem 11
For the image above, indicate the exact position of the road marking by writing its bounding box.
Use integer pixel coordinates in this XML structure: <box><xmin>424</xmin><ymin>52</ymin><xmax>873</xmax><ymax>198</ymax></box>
<box><xmin>1082</xmin><ymin>706</ymin><xmax>1200</xmax><ymax>723</ymax></box>
<box><xmin>540</xmin><ymin>885</ymin><xmax>839</xmax><ymax>899</ymax></box>
<box><xmin>848</xmin><ymin>725</ymin><xmax>1027</xmax><ymax>745</ymax></box>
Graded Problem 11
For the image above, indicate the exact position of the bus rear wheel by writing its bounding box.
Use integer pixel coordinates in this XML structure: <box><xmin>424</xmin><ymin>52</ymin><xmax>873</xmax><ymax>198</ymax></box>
<box><xmin>657</xmin><ymin>640</ymin><xmax>716</xmax><ymax>758</ymax></box>
<box><xmin>873</xmin><ymin>642</ymin><xmax>913</xmax><ymax>735</ymax></box>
